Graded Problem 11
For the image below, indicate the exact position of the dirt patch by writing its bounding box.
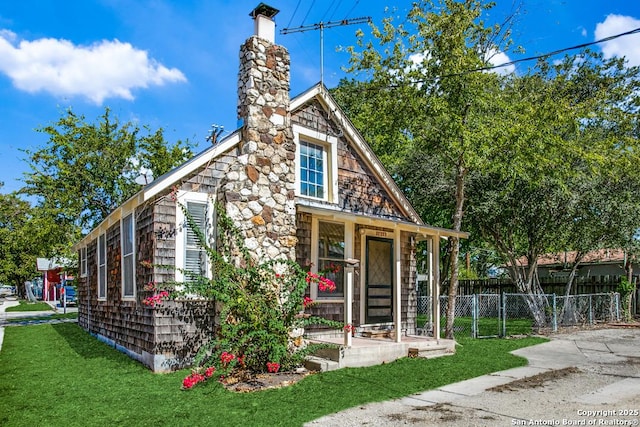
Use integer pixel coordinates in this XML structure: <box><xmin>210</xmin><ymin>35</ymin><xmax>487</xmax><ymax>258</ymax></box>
<box><xmin>488</xmin><ymin>367</ymin><xmax>580</xmax><ymax>392</ymax></box>
<box><xmin>221</xmin><ymin>370</ymin><xmax>314</xmax><ymax>392</ymax></box>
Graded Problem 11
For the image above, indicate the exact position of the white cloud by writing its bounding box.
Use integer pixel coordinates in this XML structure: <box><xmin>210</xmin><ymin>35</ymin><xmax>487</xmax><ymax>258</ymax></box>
<box><xmin>0</xmin><ymin>30</ymin><xmax>186</xmax><ymax>104</ymax></box>
<box><xmin>595</xmin><ymin>14</ymin><xmax>640</xmax><ymax>67</ymax></box>
<box><xmin>485</xmin><ymin>49</ymin><xmax>515</xmax><ymax>76</ymax></box>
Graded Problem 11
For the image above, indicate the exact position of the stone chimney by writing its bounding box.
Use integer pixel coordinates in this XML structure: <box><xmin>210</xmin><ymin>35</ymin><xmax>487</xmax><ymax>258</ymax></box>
<box><xmin>221</xmin><ymin>3</ymin><xmax>297</xmax><ymax>263</ymax></box>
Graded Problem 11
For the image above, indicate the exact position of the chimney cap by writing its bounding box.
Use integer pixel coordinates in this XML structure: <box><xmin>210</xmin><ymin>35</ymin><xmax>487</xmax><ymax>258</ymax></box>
<box><xmin>249</xmin><ymin>3</ymin><xmax>279</xmax><ymax>19</ymax></box>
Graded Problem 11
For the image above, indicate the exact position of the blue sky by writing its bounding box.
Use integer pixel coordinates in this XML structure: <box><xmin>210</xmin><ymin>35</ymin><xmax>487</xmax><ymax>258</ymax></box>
<box><xmin>0</xmin><ymin>0</ymin><xmax>639</xmax><ymax>194</ymax></box>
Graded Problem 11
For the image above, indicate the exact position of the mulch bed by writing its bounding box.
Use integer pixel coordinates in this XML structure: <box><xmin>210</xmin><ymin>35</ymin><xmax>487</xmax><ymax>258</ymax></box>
<box><xmin>220</xmin><ymin>370</ymin><xmax>315</xmax><ymax>392</ymax></box>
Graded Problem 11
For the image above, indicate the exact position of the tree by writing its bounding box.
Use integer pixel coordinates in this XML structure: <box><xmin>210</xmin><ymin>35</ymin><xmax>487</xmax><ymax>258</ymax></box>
<box><xmin>0</xmin><ymin>187</ymin><xmax>70</xmax><ymax>297</ymax></box>
<box><xmin>467</xmin><ymin>51</ymin><xmax>640</xmax><ymax>325</ymax></box>
<box><xmin>21</xmin><ymin>108</ymin><xmax>194</xmax><ymax>231</ymax></box>
<box><xmin>343</xmin><ymin>0</ymin><xmax>517</xmax><ymax>338</ymax></box>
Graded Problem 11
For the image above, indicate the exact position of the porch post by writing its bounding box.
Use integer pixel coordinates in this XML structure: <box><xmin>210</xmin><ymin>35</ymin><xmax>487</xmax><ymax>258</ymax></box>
<box><xmin>432</xmin><ymin>236</ymin><xmax>441</xmax><ymax>341</ymax></box>
<box><xmin>344</xmin><ymin>259</ymin><xmax>358</xmax><ymax>348</ymax></box>
<box><xmin>394</xmin><ymin>229</ymin><xmax>402</xmax><ymax>343</ymax></box>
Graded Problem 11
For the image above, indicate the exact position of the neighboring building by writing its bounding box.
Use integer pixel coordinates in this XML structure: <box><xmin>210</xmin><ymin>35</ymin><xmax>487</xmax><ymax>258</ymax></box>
<box><xmin>535</xmin><ymin>249</ymin><xmax>637</xmax><ymax>281</ymax></box>
<box><xmin>73</xmin><ymin>5</ymin><xmax>466</xmax><ymax>372</ymax></box>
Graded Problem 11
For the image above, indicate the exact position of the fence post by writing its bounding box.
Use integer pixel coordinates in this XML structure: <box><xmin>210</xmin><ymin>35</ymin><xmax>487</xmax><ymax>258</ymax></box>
<box><xmin>502</xmin><ymin>293</ymin><xmax>507</xmax><ymax>337</ymax></box>
<box><xmin>472</xmin><ymin>294</ymin><xmax>478</xmax><ymax>338</ymax></box>
<box><xmin>552</xmin><ymin>293</ymin><xmax>557</xmax><ymax>333</ymax></box>
<box><xmin>616</xmin><ymin>292</ymin><xmax>620</xmax><ymax>321</ymax></box>
<box><xmin>588</xmin><ymin>294</ymin><xmax>593</xmax><ymax>325</ymax></box>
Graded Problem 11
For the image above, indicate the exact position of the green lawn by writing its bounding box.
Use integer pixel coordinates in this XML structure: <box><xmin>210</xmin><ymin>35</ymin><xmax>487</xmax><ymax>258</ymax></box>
<box><xmin>4</xmin><ymin>300</ymin><xmax>54</xmax><ymax>312</ymax></box>
<box><xmin>0</xmin><ymin>323</ymin><xmax>547</xmax><ymax>427</ymax></box>
<box><xmin>417</xmin><ymin>315</ymin><xmax>534</xmax><ymax>337</ymax></box>
<box><xmin>6</xmin><ymin>312</ymin><xmax>78</xmax><ymax>323</ymax></box>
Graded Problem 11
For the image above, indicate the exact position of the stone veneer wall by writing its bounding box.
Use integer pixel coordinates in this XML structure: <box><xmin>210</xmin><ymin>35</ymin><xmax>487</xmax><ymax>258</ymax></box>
<box><xmin>220</xmin><ymin>35</ymin><xmax>297</xmax><ymax>263</ymax></box>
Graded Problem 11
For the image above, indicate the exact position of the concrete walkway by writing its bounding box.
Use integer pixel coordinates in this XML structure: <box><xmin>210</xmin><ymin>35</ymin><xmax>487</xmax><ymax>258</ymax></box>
<box><xmin>0</xmin><ymin>298</ymin><xmax>77</xmax><ymax>351</ymax></box>
<box><xmin>306</xmin><ymin>327</ymin><xmax>640</xmax><ymax>426</ymax></box>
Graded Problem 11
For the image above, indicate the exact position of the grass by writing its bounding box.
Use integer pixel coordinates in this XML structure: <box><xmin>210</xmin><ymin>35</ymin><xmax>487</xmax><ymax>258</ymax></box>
<box><xmin>4</xmin><ymin>301</ymin><xmax>54</xmax><ymax>312</ymax></box>
<box><xmin>416</xmin><ymin>315</ymin><xmax>534</xmax><ymax>337</ymax></box>
<box><xmin>6</xmin><ymin>312</ymin><xmax>78</xmax><ymax>323</ymax></box>
<box><xmin>0</xmin><ymin>323</ymin><xmax>547</xmax><ymax>427</ymax></box>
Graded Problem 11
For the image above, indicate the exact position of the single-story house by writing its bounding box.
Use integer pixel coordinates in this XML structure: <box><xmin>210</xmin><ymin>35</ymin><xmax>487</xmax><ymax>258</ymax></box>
<box><xmin>536</xmin><ymin>249</ymin><xmax>637</xmax><ymax>281</ymax></box>
<box><xmin>73</xmin><ymin>4</ymin><xmax>466</xmax><ymax>372</ymax></box>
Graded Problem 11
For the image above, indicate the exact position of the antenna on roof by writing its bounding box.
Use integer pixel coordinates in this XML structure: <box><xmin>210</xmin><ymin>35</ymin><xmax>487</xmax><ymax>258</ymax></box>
<box><xmin>281</xmin><ymin>16</ymin><xmax>371</xmax><ymax>87</ymax></box>
<box><xmin>206</xmin><ymin>124</ymin><xmax>224</xmax><ymax>145</ymax></box>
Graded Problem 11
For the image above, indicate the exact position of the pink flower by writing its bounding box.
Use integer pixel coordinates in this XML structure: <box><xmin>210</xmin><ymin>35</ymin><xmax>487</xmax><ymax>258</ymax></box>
<box><xmin>205</xmin><ymin>366</ymin><xmax>215</xmax><ymax>378</ymax></box>
<box><xmin>266</xmin><ymin>362</ymin><xmax>280</xmax><ymax>373</ymax></box>
<box><xmin>318</xmin><ymin>277</ymin><xmax>336</xmax><ymax>292</ymax></box>
<box><xmin>303</xmin><ymin>296</ymin><xmax>314</xmax><ymax>308</ymax></box>
<box><xmin>220</xmin><ymin>351</ymin><xmax>236</xmax><ymax>366</ymax></box>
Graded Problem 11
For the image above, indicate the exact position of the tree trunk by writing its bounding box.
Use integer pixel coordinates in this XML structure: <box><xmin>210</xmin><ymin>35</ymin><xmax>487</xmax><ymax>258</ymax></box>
<box><xmin>445</xmin><ymin>161</ymin><xmax>466</xmax><ymax>339</ymax></box>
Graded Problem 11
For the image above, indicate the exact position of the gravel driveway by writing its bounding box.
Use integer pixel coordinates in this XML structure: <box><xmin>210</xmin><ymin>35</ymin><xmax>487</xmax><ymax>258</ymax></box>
<box><xmin>306</xmin><ymin>327</ymin><xmax>640</xmax><ymax>427</ymax></box>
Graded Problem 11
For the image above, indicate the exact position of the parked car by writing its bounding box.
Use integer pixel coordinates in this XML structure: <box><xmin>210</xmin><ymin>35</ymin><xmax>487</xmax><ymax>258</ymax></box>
<box><xmin>0</xmin><ymin>285</ymin><xmax>14</xmax><ymax>297</ymax></box>
<box><xmin>59</xmin><ymin>285</ymin><xmax>76</xmax><ymax>306</ymax></box>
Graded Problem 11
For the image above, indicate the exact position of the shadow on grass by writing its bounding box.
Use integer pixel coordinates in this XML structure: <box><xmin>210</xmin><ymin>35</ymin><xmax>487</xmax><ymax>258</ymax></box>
<box><xmin>50</xmin><ymin>322</ymin><xmax>136</xmax><ymax>365</ymax></box>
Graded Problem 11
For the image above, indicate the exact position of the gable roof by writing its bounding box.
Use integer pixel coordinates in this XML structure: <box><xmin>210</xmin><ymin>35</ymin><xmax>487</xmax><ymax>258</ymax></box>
<box><xmin>75</xmin><ymin>83</ymin><xmax>468</xmax><ymax>249</ymax></box>
<box><xmin>291</xmin><ymin>83</ymin><xmax>424</xmax><ymax>225</ymax></box>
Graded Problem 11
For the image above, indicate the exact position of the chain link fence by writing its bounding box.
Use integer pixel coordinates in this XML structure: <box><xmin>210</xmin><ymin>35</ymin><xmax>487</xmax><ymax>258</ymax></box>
<box><xmin>417</xmin><ymin>292</ymin><xmax>620</xmax><ymax>338</ymax></box>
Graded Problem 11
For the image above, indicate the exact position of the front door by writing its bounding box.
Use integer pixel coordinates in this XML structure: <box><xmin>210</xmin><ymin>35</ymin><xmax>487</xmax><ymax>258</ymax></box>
<box><xmin>365</xmin><ymin>237</ymin><xmax>393</xmax><ymax>324</ymax></box>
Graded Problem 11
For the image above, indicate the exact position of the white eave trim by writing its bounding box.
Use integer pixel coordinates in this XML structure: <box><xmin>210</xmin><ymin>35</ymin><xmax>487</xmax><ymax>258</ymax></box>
<box><xmin>143</xmin><ymin>130</ymin><xmax>241</xmax><ymax>201</ymax></box>
<box><xmin>73</xmin><ymin>130</ymin><xmax>241</xmax><ymax>251</ymax></box>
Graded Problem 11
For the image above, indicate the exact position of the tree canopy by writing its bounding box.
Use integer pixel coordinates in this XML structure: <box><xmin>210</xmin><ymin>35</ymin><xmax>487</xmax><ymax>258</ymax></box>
<box><xmin>21</xmin><ymin>107</ymin><xmax>194</xmax><ymax>231</ymax></box>
<box><xmin>336</xmin><ymin>0</ymin><xmax>640</xmax><ymax>332</ymax></box>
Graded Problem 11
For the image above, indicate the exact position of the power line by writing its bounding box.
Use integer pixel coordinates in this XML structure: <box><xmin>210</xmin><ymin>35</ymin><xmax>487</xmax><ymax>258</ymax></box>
<box><xmin>343</xmin><ymin>0</ymin><xmax>360</xmax><ymax>20</ymax></box>
<box><xmin>361</xmin><ymin>25</ymin><xmax>640</xmax><ymax>88</ymax></box>
<box><xmin>286</xmin><ymin>0</ymin><xmax>302</xmax><ymax>29</ymax></box>
<box><xmin>474</xmin><ymin>26</ymin><xmax>640</xmax><ymax>75</ymax></box>
<box><xmin>300</xmin><ymin>0</ymin><xmax>316</xmax><ymax>26</ymax></box>
<box><xmin>321</xmin><ymin>0</ymin><xmax>339</xmax><ymax>22</ymax></box>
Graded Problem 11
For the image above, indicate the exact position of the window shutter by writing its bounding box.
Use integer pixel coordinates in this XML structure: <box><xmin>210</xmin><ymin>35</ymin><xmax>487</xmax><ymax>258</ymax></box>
<box><xmin>185</xmin><ymin>202</ymin><xmax>208</xmax><ymax>280</ymax></box>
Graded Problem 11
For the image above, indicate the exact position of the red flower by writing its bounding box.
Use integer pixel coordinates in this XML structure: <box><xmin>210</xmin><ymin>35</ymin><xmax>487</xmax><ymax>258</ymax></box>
<box><xmin>220</xmin><ymin>351</ymin><xmax>236</xmax><ymax>366</ymax></box>
<box><xmin>266</xmin><ymin>362</ymin><xmax>280</xmax><ymax>373</ymax></box>
<box><xmin>303</xmin><ymin>296</ymin><xmax>314</xmax><ymax>308</ymax></box>
<box><xmin>205</xmin><ymin>366</ymin><xmax>215</xmax><ymax>378</ymax></box>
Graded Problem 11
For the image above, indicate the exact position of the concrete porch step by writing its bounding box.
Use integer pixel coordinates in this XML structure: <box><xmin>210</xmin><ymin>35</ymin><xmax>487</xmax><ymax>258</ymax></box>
<box><xmin>304</xmin><ymin>355</ymin><xmax>340</xmax><ymax>372</ymax></box>
<box><xmin>305</xmin><ymin>337</ymin><xmax>456</xmax><ymax>371</ymax></box>
<box><xmin>411</xmin><ymin>344</ymin><xmax>454</xmax><ymax>359</ymax></box>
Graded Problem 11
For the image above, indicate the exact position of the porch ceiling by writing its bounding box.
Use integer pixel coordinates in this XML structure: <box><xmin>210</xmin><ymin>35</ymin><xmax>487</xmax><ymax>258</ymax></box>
<box><xmin>297</xmin><ymin>203</ymin><xmax>469</xmax><ymax>239</ymax></box>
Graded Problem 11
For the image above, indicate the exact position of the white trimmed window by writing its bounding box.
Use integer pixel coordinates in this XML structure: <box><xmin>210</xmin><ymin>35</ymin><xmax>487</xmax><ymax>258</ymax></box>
<box><xmin>317</xmin><ymin>221</ymin><xmax>345</xmax><ymax>298</ymax></box>
<box><xmin>79</xmin><ymin>247</ymin><xmax>87</xmax><ymax>278</ymax></box>
<box><xmin>98</xmin><ymin>234</ymin><xmax>106</xmax><ymax>300</ymax></box>
<box><xmin>121</xmin><ymin>213</ymin><xmax>135</xmax><ymax>299</ymax></box>
<box><xmin>300</xmin><ymin>141</ymin><xmax>326</xmax><ymax>199</ymax></box>
<box><xmin>293</xmin><ymin>125</ymin><xmax>338</xmax><ymax>203</ymax></box>
<box><xmin>175</xmin><ymin>192</ymin><xmax>215</xmax><ymax>283</ymax></box>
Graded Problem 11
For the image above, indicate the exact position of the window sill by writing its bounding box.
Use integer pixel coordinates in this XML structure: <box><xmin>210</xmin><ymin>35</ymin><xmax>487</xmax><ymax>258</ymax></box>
<box><xmin>315</xmin><ymin>298</ymin><xmax>344</xmax><ymax>303</ymax></box>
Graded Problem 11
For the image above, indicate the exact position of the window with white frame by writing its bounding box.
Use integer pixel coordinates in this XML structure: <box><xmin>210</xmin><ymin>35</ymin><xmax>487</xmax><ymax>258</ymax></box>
<box><xmin>98</xmin><ymin>234</ymin><xmax>106</xmax><ymax>300</ymax></box>
<box><xmin>121</xmin><ymin>213</ymin><xmax>135</xmax><ymax>298</ymax></box>
<box><xmin>175</xmin><ymin>193</ymin><xmax>215</xmax><ymax>283</ymax></box>
<box><xmin>294</xmin><ymin>124</ymin><xmax>338</xmax><ymax>203</ymax></box>
<box><xmin>317</xmin><ymin>221</ymin><xmax>345</xmax><ymax>298</ymax></box>
<box><xmin>80</xmin><ymin>247</ymin><xmax>87</xmax><ymax>277</ymax></box>
<box><xmin>300</xmin><ymin>141</ymin><xmax>326</xmax><ymax>199</ymax></box>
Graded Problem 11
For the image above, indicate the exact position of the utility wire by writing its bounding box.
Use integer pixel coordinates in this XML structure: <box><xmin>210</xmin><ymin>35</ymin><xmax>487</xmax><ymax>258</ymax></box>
<box><xmin>301</xmin><ymin>0</ymin><xmax>316</xmax><ymax>26</ymax></box>
<box><xmin>321</xmin><ymin>0</ymin><xmax>339</xmax><ymax>22</ymax></box>
<box><xmin>328</xmin><ymin>0</ymin><xmax>343</xmax><ymax>21</ymax></box>
<box><xmin>363</xmin><ymin>26</ymin><xmax>640</xmax><ymax>88</ymax></box>
<box><xmin>286</xmin><ymin>0</ymin><xmax>302</xmax><ymax>29</ymax></box>
<box><xmin>473</xmin><ymin>26</ymin><xmax>640</xmax><ymax>75</ymax></box>
<box><xmin>343</xmin><ymin>0</ymin><xmax>360</xmax><ymax>20</ymax></box>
